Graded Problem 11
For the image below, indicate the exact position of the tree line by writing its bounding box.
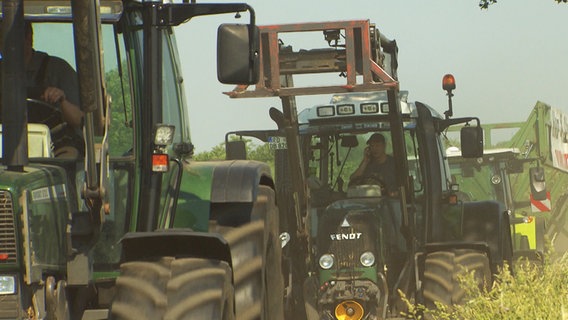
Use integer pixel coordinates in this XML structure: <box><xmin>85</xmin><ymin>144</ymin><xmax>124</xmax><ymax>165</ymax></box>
<box><xmin>479</xmin><ymin>0</ymin><xmax>566</xmax><ymax>9</ymax></box>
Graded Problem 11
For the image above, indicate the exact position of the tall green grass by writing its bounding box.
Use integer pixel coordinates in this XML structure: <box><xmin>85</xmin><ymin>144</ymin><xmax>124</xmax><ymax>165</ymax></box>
<box><xmin>402</xmin><ymin>251</ymin><xmax>568</xmax><ymax>319</ymax></box>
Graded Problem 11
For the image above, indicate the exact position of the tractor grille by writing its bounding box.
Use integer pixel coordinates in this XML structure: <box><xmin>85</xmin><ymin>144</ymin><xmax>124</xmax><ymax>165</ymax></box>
<box><xmin>0</xmin><ymin>191</ymin><xmax>17</xmax><ymax>264</ymax></box>
<box><xmin>331</xmin><ymin>215</ymin><xmax>377</xmax><ymax>270</ymax></box>
<box><xmin>0</xmin><ymin>294</ymin><xmax>19</xmax><ymax>318</ymax></box>
<box><xmin>333</xmin><ymin>234</ymin><xmax>364</xmax><ymax>270</ymax></box>
<box><xmin>318</xmin><ymin>208</ymin><xmax>379</xmax><ymax>271</ymax></box>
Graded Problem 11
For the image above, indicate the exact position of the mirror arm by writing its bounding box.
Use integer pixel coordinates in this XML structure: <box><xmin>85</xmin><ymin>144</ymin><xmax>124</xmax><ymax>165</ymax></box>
<box><xmin>437</xmin><ymin>117</ymin><xmax>480</xmax><ymax>132</ymax></box>
<box><xmin>157</xmin><ymin>3</ymin><xmax>255</xmax><ymax>27</ymax></box>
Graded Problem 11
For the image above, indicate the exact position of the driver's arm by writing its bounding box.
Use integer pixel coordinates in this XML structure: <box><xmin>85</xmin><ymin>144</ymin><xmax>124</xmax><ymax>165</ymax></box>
<box><xmin>41</xmin><ymin>86</ymin><xmax>84</xmax><ymax>129</ymax></box>
<box><xmin>350</xmin><ymin>155</ymin><xmax>370</xmax><ymax>181</ymax></box>
<box><xmin>59</xmin><ymin>97</ymin><xmax>83</xmax><ymax>129</ymax></box>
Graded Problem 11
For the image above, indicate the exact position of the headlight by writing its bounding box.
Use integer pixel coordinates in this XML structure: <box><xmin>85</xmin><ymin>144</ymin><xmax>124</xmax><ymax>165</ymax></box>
<box><xmin>360</xmin><ymin>251</ymin><xmax>375</xmax><ymax>267</ymax></box>
<box><xmin>153</xmin><ymin>124</ymin><xmax>175</xmax><ymax>146</ymax></box>
<box><xmin>0</xmin><ymin>275</ymin><xmax>16</xmax><ymax>295</ymax></box>
<box><xmin>491</xmin><ymin>174</ymin><xmax>502</xmax><ymax>185</ymax></box>
<box><xmin>319</xmin><ymin>254</ymin><xmax>334</xmax><ymax>270</ymax></box>
<box><xmin>316</xmin><ymin>105</ymin><xmax>335</xmax><ymax>117</ymax></box>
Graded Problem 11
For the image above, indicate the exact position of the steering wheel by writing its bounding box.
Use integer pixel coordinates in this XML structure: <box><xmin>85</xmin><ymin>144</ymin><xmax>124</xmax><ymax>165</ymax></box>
<box><xmin>26</xmin><ymin>98</ymin><xmax>66</xmax><ymax>133</ymax></box>
<box><xmin>348</xmin><ymin>174</ymin><xmax>387</xmax><ymax>189</ymax></box>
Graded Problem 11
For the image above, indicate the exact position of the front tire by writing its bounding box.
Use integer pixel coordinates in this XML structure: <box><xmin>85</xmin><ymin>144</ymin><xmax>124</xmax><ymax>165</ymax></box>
<box><xmin>109</xmin><ymin>257</ymin><xmax>235</xmax><ymax>320</ymax></box>
<box><xmin>215</xmin><ymin>185</ymin><xmax>283</xmax><ymax>320</ymax></box>
<box><xmin>422</xmin><ymin>249</ymin><xmax>491</xmax><ymax>309</ymax></box>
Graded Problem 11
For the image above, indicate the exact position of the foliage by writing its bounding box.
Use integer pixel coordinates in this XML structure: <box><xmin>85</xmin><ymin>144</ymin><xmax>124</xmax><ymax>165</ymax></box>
<box><xmin>478</xmin><ymin>0</ymin><xmax>497</xmax><ymax>9</ymax></box>
<box><xmin>106</xmin><ymin>67</ymin><xmax>133</xmax><ymax>156</ymax></box>
<box><xmin>401</xmin><ymin>251</ymin><xmax>568</xmax><ymax>319</ymax></box>
<box><xmin>479</xmin><ymin>0</ymin><xmax>567</xmax><ymax>9</ymax></box>
<box><xmin>248</xmin><ymin>141</ymin><xmax>274</xmax><ymax>164</ymax></box>
<box><xmin>193</xmin><ymin>139</ymin><xmax>275</xmax><ymax>174</ymax></box>
<box><xmin>192</xmin><ymin>142</ymin><xmax>227</xmax><ymax>161</ymax></box>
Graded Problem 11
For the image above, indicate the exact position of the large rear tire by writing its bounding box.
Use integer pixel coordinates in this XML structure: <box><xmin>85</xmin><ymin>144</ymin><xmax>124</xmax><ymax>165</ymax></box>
<box><xmin>422</xmin><ymin>249</ymin><xmax>491</xmax><ymax>309</ymax></box>
<box><xmin>109</xmin><ymin>257</ymin><xmax>235</xmax><ymax>320</ymax></box>
<box><xmin>215</xmin><ymin>185</ymin><xmax>284</xmax><ymax>320</ymax></box>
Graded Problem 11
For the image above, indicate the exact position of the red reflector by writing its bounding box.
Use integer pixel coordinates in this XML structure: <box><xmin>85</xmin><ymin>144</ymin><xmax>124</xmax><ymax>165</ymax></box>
<box><xmin>0</xmin><ymin>253</ymin><xmax>9</xmax><ymax>261</ymax></box>
<box><xmin>152</xmin><ymin>154</ymin><xmax>169</xmax><ymax>172</ymax></box>
<box><xmin>448</xmin><ymin>194</ymin><xmax>458</xmax><ymax>205</ymax></box>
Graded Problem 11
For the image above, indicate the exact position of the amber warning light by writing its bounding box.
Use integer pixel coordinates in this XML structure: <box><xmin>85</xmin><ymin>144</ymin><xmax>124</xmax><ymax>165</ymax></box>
<box><xmin>442</xmin><ymin>74</ymin><xmax>456</xmax><ymax>119</ymax></box>
<box><xmin>442</xmin><ymin>74</ymin><xmax>456</xmax><ymax>92</ymax></box>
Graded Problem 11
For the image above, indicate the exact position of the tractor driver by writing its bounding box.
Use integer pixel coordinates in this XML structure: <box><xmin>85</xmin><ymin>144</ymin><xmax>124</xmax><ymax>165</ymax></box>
<box><xmin>349</xmin><ymin>133</ymin><xmax>398</xmax><ymax>196</ymax></box>
<box><xmin>0</xmin><ymin>21</ymin><xmax>85</xmax><ymax>158</ymax></box>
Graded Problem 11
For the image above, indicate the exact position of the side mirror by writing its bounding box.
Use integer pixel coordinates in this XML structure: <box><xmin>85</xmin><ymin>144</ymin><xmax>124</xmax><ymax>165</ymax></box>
<box><xmin>460</xmin><ymin>126</ymin><xmax>483</xmax><ymax>158</ymax></box>
<box><xmin>217</xmin><ymin>24</ymin><xmax>259</xmax><ymax>84</ymax></box>
<box><xmin>226</xmin><ymin>140</ymin><xmax>247</xmax><ymax>160</ymax></box>
<box><xmin>341</xmin><ymin>135</ymin><xmax>359</xmax><ymax>148</ymax></box>
<box><xmin>529</xmin><ymin>167</ymin><xmax>547</xmax><ymax>201</ymax></box>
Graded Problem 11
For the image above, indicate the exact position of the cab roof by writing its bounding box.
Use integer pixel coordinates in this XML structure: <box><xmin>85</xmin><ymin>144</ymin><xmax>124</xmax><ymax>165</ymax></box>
<box><xmin>0</xmin><ymin>0</ymin><xmax>123</xmax><ymax>22</ymax></box>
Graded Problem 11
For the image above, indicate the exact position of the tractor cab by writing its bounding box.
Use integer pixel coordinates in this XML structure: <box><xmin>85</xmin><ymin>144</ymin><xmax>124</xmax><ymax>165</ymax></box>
<box><xmin>298</xmin><ymin>91</ymin><xmax>417</xmax><ymax>206</ymax></box>
<box><xmin>297</xmin><ymin>91</ymin><xmax>418</xmax><ymax>318</ymax></box>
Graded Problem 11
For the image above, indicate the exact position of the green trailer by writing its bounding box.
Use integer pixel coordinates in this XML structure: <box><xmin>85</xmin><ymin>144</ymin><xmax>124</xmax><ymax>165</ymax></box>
<box><xmin>447</xmin><ymin>101</ymin><xmax>568</xmax><ymax>256</ymax></box>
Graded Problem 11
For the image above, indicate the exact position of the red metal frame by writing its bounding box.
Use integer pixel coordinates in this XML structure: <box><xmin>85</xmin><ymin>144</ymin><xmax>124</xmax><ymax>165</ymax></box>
<box><xmin>226</xmin><ymin>20</ymin><xmax>398</xmax><ymax>99</ymax></box>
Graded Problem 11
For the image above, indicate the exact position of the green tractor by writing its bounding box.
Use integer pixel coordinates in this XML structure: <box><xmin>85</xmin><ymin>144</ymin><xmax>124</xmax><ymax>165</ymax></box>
<box><xmin>446</xmin><ymin>101</ymin><xmax>568</xmax><ymax>258</ymax></box>
<box><xmin>224</xmin><ymin>21</ymin><xmax>514</xmax><ymax>318</ymax></box>
<box><xmin>0</xmin><ymin>0</ymin><xmax>282</xmax><ymax>319</ymax></box>
<box><xmin>445</xmin><ymin>147</ymin><xmax>541</xmax><ymax>254</ymax></box>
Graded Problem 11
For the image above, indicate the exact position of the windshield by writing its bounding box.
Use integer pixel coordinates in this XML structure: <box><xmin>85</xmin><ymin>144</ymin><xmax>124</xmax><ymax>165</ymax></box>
<box><xmin>448</xmin><ymin>156</ymin><xmax>511</xmax><ymax>204</ymax></box>
<box><xmin>0</xmin><ymin>21</ymin><xmax>133</xmax><ymax>158</ymax></box>
<box><xmin>303</xmin><ymin>120</ymin><xmax>423</xmax><ymax>200</ymax></box>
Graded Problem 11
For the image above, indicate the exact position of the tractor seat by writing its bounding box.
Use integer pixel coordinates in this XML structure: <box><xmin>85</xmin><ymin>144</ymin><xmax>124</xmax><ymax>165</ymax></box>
<box><xmin>346</xmin><ymin>185</ymin><xmax>383</xmax><ymax>198</ymax></box>
<box><xmin>0</xmin><ymin>123</ymin><xmax>54</xmax><ymax>158</ymax></box>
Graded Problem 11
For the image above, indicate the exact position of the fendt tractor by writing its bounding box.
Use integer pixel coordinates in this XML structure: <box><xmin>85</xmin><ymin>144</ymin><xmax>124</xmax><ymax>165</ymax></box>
<box><xmin>223</xmin><ymin>21</ymin><xmax>514</xmax><ymax>318</ymax></box>
<box><xmin>447</xmin><ymin>101</ymin><xmax>568</xmax><ymax>256</ymax></box>
<box><xmin>0</xmin><ymin>0</ymin><xmax>283</xmax><ymax>319</ymax></box>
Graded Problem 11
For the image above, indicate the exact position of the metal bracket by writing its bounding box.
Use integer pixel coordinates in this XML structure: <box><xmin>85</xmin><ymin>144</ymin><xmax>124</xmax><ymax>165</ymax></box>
<box><xmin>225</xmin><ymin>20</ymin><xmax>399</xmax><ymax>99</ymax></box>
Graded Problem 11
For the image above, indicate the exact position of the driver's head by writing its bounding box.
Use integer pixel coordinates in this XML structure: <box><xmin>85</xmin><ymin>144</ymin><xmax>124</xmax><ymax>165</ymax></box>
<box><xmin>0</xmin><ymin>20</ymin><xmax>33</xmax><ymax>59</ymax></box>
<box><xmin>367</xmin><ymin>133</ymin><xmax>386</xmax><ymax>158</ymax></box>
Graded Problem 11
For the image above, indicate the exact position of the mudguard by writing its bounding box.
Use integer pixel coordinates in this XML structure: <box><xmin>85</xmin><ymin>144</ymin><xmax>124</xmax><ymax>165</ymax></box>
<box><xmin>182</xmin><ymin>160</ymin><xmax>272</xmax><ymax>200</ymax></box>
<box><xmin>461</xmin><ymin>200</ymin><xmax>513</xmax><ymax>272</ymax></box>
<box><xmin>120</xmin><ymin>230</ymin><xmax>232</xmax><ymax>267</ymax></box>
<box><xmin>209</xmin><ymin>160</ymin><xmax>273</xmax><ymax>203</ymax></box>
<box><xmin>425</xmin><ymin>200</ymin><xmax>513</xmax><ymax>273</ymax></box>
<box><xmin>177</xmin><ymin>160</ymin><xmax>274</xmax><ymax>230</ymax></box>
<box><xmin>426</xmin><ymin>200</ymin><xmax>512</xmax><ymax>274</ymax></box>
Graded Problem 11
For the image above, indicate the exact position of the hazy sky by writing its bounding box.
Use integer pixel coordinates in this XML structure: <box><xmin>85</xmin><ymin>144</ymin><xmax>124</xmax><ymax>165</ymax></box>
<box><xmin>175</xmin><ymin>0</ymin><xmax>568</xmax><ymax>152</ymax></box>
